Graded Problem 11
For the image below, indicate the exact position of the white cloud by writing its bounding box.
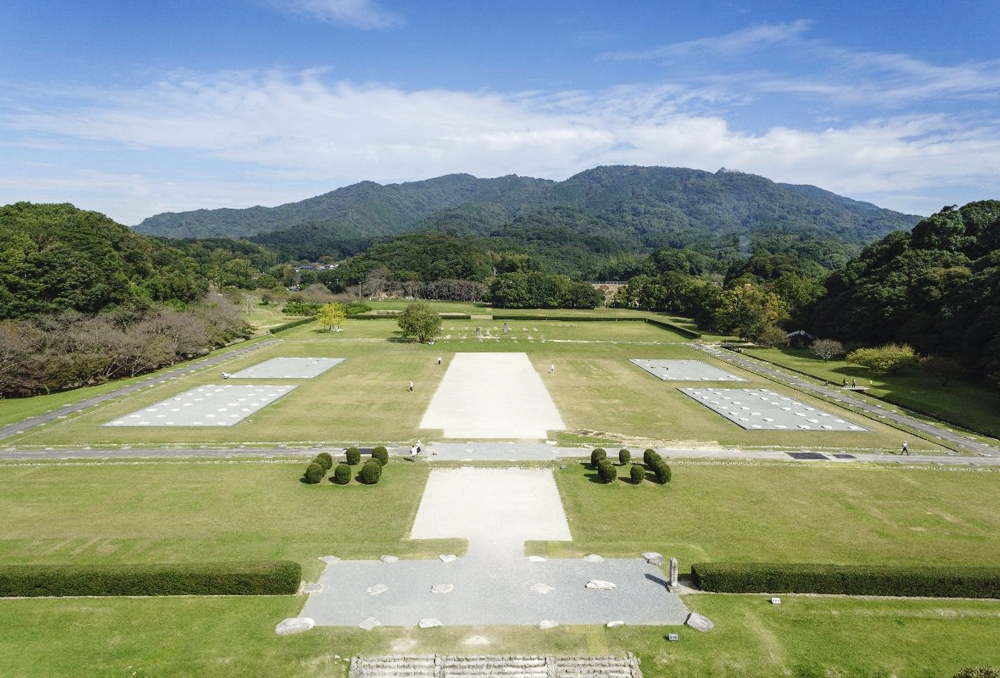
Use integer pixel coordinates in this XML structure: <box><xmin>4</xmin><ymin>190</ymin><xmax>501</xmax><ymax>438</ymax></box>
<box><xmin>2</xmin><ymin>68</ymin><xmax>998</xmax><ymax>223</ymax></box>
<box><xmin>600</xmin><ymin>20</ymin><xmax>814</xmax><ymax>62</ymax></box>
<box><xmin>264</xmin><ymin>0</ymin><xmax>402</xmax><ymax>29</ymax></box>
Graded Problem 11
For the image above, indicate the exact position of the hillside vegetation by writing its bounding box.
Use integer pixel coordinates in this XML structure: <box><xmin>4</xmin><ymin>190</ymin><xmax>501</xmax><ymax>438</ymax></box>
<box><xmin>135</xmin><ymin>166</ymin><xmax>919</xmax><ymax>265</ymax></box>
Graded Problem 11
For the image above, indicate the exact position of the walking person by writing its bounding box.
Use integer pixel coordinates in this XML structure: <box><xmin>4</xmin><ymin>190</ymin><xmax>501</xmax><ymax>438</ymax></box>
<box><xmin>901</xmin><ymin>441</ymin><xmax>909</xmax><ymax>455</ymax></box>
<box><xmin>408</xmin><ymin>380</ymin><xmax>413</xmax><ymax>392</ymax></box>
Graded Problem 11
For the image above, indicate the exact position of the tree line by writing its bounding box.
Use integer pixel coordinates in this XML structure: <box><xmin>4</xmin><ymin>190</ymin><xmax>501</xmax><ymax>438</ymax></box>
<box><xmin>0</xmin><ymin>293</ymin><xmax>249</xmax><ymax>397</ymax></box>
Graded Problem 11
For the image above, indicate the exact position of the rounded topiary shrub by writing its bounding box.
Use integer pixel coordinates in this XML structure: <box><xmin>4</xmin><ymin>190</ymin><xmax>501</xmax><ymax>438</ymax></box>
<box><xmin>303</xmin><ymin>461</ymin><xmax>325</xmax><ymax>484</ymax></box>
<box><xmin>630</xmin><ymin>463</ymin><xmax>645</xmax><ymax>484</ymax></box>
<box><xmin>331</xmin><ymin>463</ymin><xmax>351</xmax><ymax>485</ymax></box>
<box><xmin>597</xmin><ymin>459</ymin><xmax>617</xmax><ymax>483</ymax></box>
<box><xmin>315</xmin><ymin>452</ymin><xmax>333</xmax><ymax>471</ymax></box>
<box><xmin>345</xmin><ymin>447</ymin><xmax>361</xmax><ymax>465</ymax></box>
<box><xmin>590</xmin><ymin>448</ymin><xmax>607</xmax><ymax>467</ymax></box>
<box><xmin>359</xmin><ymin>459</ymin><xmax>382</xmax><ymax>485</ymax></box>
<box><xmin>372</xmin><ymin>446</ymin><xmax>389</xmax><ymax>466</ymax></box>
<box><xmin>618</xmin><ymin>448</ymin><xmax>631</xmax><ymax>465</ymax></box>
<box><xmin>643</xmin><ymin>448</ymin><xmax>661</xmax><ymax>466</ymax></box>
<box><xmin>652</xmin><ymin>460</ymin><xmax>672</xmax><ymax>484</ymax></box>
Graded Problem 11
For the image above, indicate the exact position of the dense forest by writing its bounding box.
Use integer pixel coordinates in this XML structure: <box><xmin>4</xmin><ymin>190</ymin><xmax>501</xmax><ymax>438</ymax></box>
<box><xmin>5</xmin><ymin>174</ymin><xmax>1000</xmax><ymax>395</ymax></box>
<box><xmin>136</xmin><ymin>167</ymin><xmax>919</xmax><ymax>270</ymax></box>
<box><xmin>0</xmin><ymin>204</ymin><xmax>252</xmax><ymax>396</ymax></box>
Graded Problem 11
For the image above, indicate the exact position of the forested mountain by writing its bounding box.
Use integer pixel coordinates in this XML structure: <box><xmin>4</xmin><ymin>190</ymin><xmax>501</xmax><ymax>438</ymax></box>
<box><xmin>0</xmin><ymin>202</ymin><xmax>208</xmax><ymax>319</ymax></box>
<box><xmin>135</xmin><ymin>167</ymin><xmax>920</xmax><ymax>265</ymax></box>
<box><xmin>807</xmin><ymin>200</ymin><xmax>1000</xmax><ymax>381</ymax></box>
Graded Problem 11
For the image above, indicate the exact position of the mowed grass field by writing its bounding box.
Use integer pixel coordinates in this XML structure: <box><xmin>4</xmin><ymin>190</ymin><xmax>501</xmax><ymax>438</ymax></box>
<box><xmin>1</xmin><ymin>459</ymin><xmax>999</xmax><ymax>676</ymax></box>
<box><xmin>2</xmin><ymin>310</ymin><xmax>997</xmax><ymax>677</ymax></box>
<box><xmin>4</xmin><ymin>317</ymin><xmax>935</xmax><ymax>451</ymax></box>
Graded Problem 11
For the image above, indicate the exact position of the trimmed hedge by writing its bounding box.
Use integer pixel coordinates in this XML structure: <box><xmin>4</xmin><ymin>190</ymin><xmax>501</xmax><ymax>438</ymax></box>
<box><xmin>345</xmin><ymin>447</ymin><xmax>361</xmax><ymax>465</ymax></box>
<box><xmin>268</xmin><ymin>316</ymin><xmax>316</xmax><ymax>334</ymax></box>
<box><xmin>332</xmin><ymin>463</ymin><xmax>351</xmax><ymax>485</ymax></box>
<box><xmin>652</xmin><ymin>460</ymin><xmax>671</xmax><ymax>483</ymax></box>
<box><xmin>359</xmin><ymin>459</ymin><xmax>382</xmax><ymax>485</ymax></box>
<box><xmin>597</xmin><ymin>459</ymin><xmax>617</xmax><ymax>483</ymax></box>
<box><xmin>371</xmin><ymin>446</ymin><xmax>389</xmax><ymax>466</ymax></box>
<box><xmin>629</xmin><ymin>463</ymin><xmax>645</xmax><ymax>484</ymax></box>
<box><xmin>303</xmin><ymin>461</ymin><xmax>325</xmax><ymax>484</ymax></box>
<box><xmin>690</xmin><ymin>562</ymin><xmax>1000</xmax><ymax>598</ymax></box>
<box><xmin>0</xmin><ymin>561</ymin><xmax>301</xmax><ymax>597</ymax></box>
<box><xmin>643</xmin><ymin>448</ymin><xmax>661</xmax><ymax>466</ymax></box>
<box><xmin>590</xmin><ymin>448</ymin><xmax>607</xmax><ymax>467</ymax></box>
<box><xmin>618</xmin><ymin>448</ymin><xmax>631</xmax><ymax>465</ymax></box>
<box><xmin>315</xmin><ymin>452</ymin><xmax>333</xmax><ymax>471</ymax></box>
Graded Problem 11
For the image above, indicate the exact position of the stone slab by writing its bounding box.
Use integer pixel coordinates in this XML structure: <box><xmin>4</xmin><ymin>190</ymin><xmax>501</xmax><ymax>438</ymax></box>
<box><xmin>229</xmin><ymin>357</ymin><xmax>344</xmax><ymax>379</ymax></box>
<box><xmin>630</xmin><ymin>359</ymin><xmax>746</xmax><ymax>382</ymax></box>
<box><xmin>680</xmin><ymin>388</ymin><xmax>868</xmax><ymax>431</ymax></box>
<box><xmin>104</xmin><ymin>384</ymin><xmax>296</xmax><ymax>427</ymax></box>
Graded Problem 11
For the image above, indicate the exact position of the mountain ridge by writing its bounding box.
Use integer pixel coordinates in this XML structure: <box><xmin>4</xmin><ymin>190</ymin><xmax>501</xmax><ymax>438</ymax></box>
<box><xmin>134</xmin><ymin>166</ymin><xmax>921</xmax><ymax>263</ymax></box>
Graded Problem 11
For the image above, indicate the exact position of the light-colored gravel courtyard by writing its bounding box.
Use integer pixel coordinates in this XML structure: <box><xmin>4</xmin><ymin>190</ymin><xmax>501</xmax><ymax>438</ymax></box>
<box><xmin>419</xmin><ymin>353</ymin><xmax>565</xmax><ymax>439</ymax></box>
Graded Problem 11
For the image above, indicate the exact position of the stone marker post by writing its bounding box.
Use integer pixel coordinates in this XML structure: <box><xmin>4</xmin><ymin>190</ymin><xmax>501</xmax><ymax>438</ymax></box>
<box><xmin>668</xmin><ymin>557</ymin><xmax>679</xmax><ymax>592</ymax></box>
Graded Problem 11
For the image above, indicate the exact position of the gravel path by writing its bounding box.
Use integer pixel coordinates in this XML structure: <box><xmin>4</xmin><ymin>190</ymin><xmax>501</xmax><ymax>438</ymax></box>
<box><xmin>300</xmin><ymin>467</ymin><xmax>689</xmax><ymax>627</ymax></box>
<box><xmin>419</xmin><ymin>353</ymin><xmax>564</xmax><ymax>439</ymax></box>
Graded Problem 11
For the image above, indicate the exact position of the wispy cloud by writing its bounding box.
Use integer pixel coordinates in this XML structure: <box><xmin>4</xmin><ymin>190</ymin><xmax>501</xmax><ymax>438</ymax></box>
<box><xmin>265</xmin><ymin>0</ymin><xmax>402</xmax><ymax>29</ymax></box>
<box><xmin>3</xmin><ymin>67</ymin><xmax>996</xmax><ymax>223</ymax></box>
<box><xmin>600</xmin><ymin>20</ymin><xmax>814</xmax><ymax>62</ymax></box>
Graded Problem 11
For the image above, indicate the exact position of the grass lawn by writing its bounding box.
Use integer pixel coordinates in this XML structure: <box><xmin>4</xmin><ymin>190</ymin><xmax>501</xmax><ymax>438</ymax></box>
<box><xmin>1</xmin><ymin>459</ymin><xmax>999</xmax><ymax>677</ymax></box>
<box><xmin>744</xmin><ymin>347</ymin><xmax>1000</xmax><ymax>440</ymax></box>
<box><xmin>540</xmin><ymin>461</ymin><xmax>1000</xmax><ymax>567</ymax></box>
<box><xmin>6</xmin><ymin>320</ymin><xmax>928</xmax><ymax>452</ymax></box>
<box><xmin>0</xmin><ymin>460</ymin><xmax>459</xmax><ymax>580</ymax></box>
<box><xmin>1</xmin><ymin>595</ymin><xmax>998</xmax><ymax>677</ymax></box>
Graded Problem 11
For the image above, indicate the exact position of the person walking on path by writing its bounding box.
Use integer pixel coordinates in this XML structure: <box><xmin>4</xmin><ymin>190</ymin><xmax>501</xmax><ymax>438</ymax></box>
<box><xmin>408</xmin><ymin>380</ymin><xmax>413</xmax><ymax>392</ymax></box>
<box><xmin>550</xmin><ymin>364</ymin><xmax>555</xmax><ymax>374</ymax></box>
<box><xmin>901</xmin><ymin>441</ymin><xmax>909</xmax><ymax>455</ymax></box>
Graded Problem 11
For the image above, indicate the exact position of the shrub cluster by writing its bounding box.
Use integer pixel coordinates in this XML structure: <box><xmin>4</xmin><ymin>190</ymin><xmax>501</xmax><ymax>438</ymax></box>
<box><xmin>590</xmin><ymin>448</ymin><xmax>607</xmax><ymax>467</ymax></box>
<box><xmin>371</xmin><ymin>446</ymin><xmax>389</xmax><ymax>466</ymax></box>
<box><xmin>597</xmin><ymin>459</ymin><xmax>617</xmax><ymax>483</ymax></box>
<box><xmin>0</xmin><ymin>561</ymin><xmax>301</xmax><ymax>597</ymax></box>
<box><xmin>643</xmin><ymin>448</ymin><xmax>661</xmax><ymax>466</ymax></box>
<box><xmin>345</xmin><ymin>447</ymin><xmax>361</xmax><ymax>465</ymax></box>
<box><xmin>618</xmin><ymin>448</ymin><xmax>631</xmax><ymax>465</ymax></box>
<box><xmin>303</xmin><ymin>461</ymin><xmax>325</xmax><ymax>484</ymax></box>
<box><xmin>629</xmin><ymin>464</ymin><xmax>645</xmax><ymax>484</ymax></box>
<box><xmin>359</xmin><ymin>459</ymin><xmax>383</xmax><ymax>485</ymax></box>
<box><xmin>690</xmin><ymin>562</ymin><xmax>1000</xmax><ymax>598</ymax></box>
<box><xmin>332</xmin><ymin>463</ymin><xmax>352</xmax><ymax>485</ymax></box>
<box><xmin>652</xmin><ymin>460</ymin><xmax>672</xmax><ymax>484</ymax></box>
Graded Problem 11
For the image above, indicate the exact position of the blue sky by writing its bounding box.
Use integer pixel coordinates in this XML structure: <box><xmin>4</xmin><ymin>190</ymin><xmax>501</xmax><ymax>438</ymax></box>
<box><xmin>2</xmin><ymin>0</ymin><xmax>999</xmax><ymax>225</ymax></box>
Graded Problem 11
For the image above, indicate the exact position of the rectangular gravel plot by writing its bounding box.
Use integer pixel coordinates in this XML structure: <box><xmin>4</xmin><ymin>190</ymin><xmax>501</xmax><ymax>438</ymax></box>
<box><xmin>630</xmin><ymin>359</ymin><xmax>746</xmax><ymax>382</ymax></box>
<box><xmin>229</xmin><ymin>357</ymin><xmax>344</xmax><ymax>379</ymax></box>
<box><xmin>679</xmin><ymin>387</ymin><xmax>868</xmax><ymax>431</ymax></box>
<box><xmin>104</xmin><ymin>384</ymin><xmax>297</xmax><ymax>427</ymax></box>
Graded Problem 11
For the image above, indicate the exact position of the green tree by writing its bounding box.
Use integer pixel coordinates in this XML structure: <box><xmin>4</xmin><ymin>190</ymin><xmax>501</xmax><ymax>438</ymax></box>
<box><xmin>847</xmin><ymin>344</ymin><xmax>918</xmax><ymax>374</ymax></box>
<box><xmin>316</xmin><ymin>302</ymin><xmax>346</xmax><ymax>332</ymax></box>
<box><xmin>397</xmin><ymin>301</ymin><xmax>441</xmax><ymax>343</ymax></box>
<box><xmin>713</xmin><ymin>282</ymin><xmax>788</xmax><ymax>341</ymax></box>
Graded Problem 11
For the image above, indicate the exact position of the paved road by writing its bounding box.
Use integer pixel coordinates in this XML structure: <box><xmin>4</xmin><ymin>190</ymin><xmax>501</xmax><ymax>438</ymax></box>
<box><xmin>0</xmin><ymin>338</ymin><xmax>278</xmax><ymax>442</ymax></box>
<box><xmin>691</xmin><ymin>343</ymin><xmax>1000</xmax><ymax>457</ymax></box>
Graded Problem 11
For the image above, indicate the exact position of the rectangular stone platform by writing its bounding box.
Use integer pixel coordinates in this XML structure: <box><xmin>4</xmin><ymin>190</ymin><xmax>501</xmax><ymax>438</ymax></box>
<box><xmin>630</xmin><ymin>359</ymin><xmax>746</xmax><ymax>382</ymax></box>
<box><xmin>680</xmin><ymin>388</ymin><xmax>868</xmax><ymax>431</ymax></box>
<box><xmin>229</xmin><ymin>357</ymin><xmax>343</xmax><ymax>379</ymax></box>
<box><xmin>104</xmin><ymin>384</ymin><xmax>296</xmax><ymax>427</ymax></box>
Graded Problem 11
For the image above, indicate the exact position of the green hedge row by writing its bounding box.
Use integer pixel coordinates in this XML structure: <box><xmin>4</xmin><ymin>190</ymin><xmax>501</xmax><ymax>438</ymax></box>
<box><xmin>488</xmin><ymin>314</ymin><xmax>700</xmax><ymax>338</ymax></box>
<box><xmin>268</xmin><ymin>316</ymin><xmax>317</xmax><ymax>334</ymax></box>
<box><xmin>690</xmin><ymin>562</ymin><xmax>1000</xmax><ymax>598</ymax></box>
<box><xmin>0</xmin><ymin>561</ymin><xmax>302</xmax><ymax>597</ymax></box>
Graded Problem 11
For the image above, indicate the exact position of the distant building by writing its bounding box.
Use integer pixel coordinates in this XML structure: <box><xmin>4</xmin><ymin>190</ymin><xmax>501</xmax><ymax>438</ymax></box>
<box><xmin>785</xmin><ymin>330</ymin><xmax>816</xmax><ymax>349</ymax></box>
